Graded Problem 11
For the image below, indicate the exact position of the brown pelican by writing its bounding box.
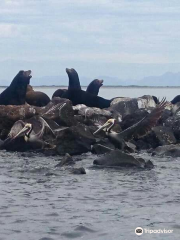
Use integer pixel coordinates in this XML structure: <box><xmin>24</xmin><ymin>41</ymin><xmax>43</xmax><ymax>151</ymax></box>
<box><xmin>93</xmin><ymin>98</ymin><xmax>167</xmax><ymax>150</ymax></box>
<box><xmin>8</xmin><ymin>116</ymin><xmax>56</xmax><ymax>149</ymax></box>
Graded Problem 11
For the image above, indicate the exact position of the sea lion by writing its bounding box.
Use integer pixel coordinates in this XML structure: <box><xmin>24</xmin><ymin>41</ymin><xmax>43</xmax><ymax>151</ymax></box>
<box><xmin>66</xmin><ymin>68</ymin><xmax>81</xmax><ymax>90</ymax></box>
<box><xmin>52</xmin><ymin>89</ymin><xmax>67</xmax><ymax>99</ymax></box>
<box><xmin>52</xmin><ymin>68</ymin><xmax>80</xmax><ymax>99</ymax></box>
<box><xmin>171</xmin><ymin>95</ymin><xmax>180</xmax><ymax>104</ymax></box>
<box><xmin>86</xmin><ymin>79</ymin><xmax>103</xmax><ymax>96</ymax></box>
<box><xmin>61</xmin><ymin>68</ymin><xmax>111</xmax><ymax>109</ymax></box>
<box><xmin>26</xmin><ymin>85</ymin><xmax>50</xmax><ymax>107</ymax></box>
<box><xmin>0</xmin><ymin>70</ymin><xmax>32</xmax><ymax>105</ymax></box>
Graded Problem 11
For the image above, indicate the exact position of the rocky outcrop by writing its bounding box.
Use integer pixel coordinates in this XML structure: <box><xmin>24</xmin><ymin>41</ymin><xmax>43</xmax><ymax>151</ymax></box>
<box><xmin>0</xmin><ymin>98</ymin><xmax>75</xmax><ymax>139</ymax></box>
<box><xmin>55</xmin><ymin>153</ymin><xmax>75</xmax><ymax>167</ymax></box>
<box><xmin>55</xmin><ymin>124</ymin><xmax>96</xmax><ymax>155</ymax></box>
<box><xmin>93</xmin><ymin>149</ymin><xmax>153</xmax><ymax>168</ymax></box>
<box><xmin>152</xmin><ymin>144</ymin><xmax>180</xmax><ymax>157</ymax></box>
<box><xmin>134</xmin><ymin>126</ymin><xmax>176</xmax><ymax>150</ymax></box>
<box><xmin>42</xmin><ymin>97</ymin><xmax>75</xmax><ymax>126</ymax></box>
<box><xmin>110</xmin><ymin>95</ymin><xmax>156</xmax><ymax>118</ymax></box>
<box><xmin>73</xmin><ymin>105</ymin><xmax>122</xmax><ymax>132</ymax></box>
<box><xmin>165</xmin><ymin>116</ymin><xmax>180</xmax><ymax>141</ymax></box>
<box><xmin>71</xmin><ymin>167</ymin><xmax>86</xmax><ymax>174</ymax></box>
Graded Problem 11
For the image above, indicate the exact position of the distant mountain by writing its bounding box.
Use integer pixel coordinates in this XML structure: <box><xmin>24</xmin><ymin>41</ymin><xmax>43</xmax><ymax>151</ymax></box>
<box><xmin>137</xmin><ymin>72</ymin><xmax>180</xmax><ymax>86</ymax></box>
<box><xmin>0</xmin><ymin>71</ymin><xmax>180</xmax><ymax>87</ymax></box>
<box><xmin>31</xmin><ymin>75</ymin><xmax>92</xmax><ymax>86</ymax></box>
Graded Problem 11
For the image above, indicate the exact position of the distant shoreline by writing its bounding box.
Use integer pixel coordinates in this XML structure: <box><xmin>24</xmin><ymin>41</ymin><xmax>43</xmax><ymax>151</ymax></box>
<box><xmin>1</xmin><ymin>85</ymin><xmax>180</xmax><ymax>88</ymax></box>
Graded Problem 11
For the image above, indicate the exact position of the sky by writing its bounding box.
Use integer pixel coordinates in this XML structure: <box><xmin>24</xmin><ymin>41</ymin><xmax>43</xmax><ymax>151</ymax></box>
<box><xmin>0</xmin><ymin>0</ymin><xmax>180</xmax><ymax>85</ymax></box>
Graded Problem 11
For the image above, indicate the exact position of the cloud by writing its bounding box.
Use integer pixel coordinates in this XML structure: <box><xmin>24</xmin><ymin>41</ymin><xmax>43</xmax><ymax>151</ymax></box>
<box><xmin>0</xmin><ymin>0</ymin><xmax>180</xmax><ymax>81</ymax></box>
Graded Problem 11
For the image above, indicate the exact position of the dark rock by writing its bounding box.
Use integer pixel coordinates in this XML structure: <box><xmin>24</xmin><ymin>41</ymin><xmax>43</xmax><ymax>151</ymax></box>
<box><xmin>120</xmin><ymin>109</ymin><xmax>149</xmax><ymax>130</ymax></box>
<box><xmin>152</xmin><ymin>144</ymin><xmax>180</xmax><ymax>157</ymax></box>
<box><xmin>125</xmin><ymin>142</ymin><xmax>137</xmax><ymax>153</ymax></box>
<box><xmin>165</xmin><ymin>116</ymin><xmax>180</xmax><ymax>141</ymax></box>
<box><xmin>56</xmin><ymin>124</ymin><xmax>96</xmax><ymax>155</ymax></box>
<box><xmin>71</xmin><ymin>167</ymin><xmax>86</xmax><ymax>174</ymax></box>
<box><xmin>152</xmin><ymin>126</ymin><xmax>176</xmax><ymax>145</ymax></box>
<box><xmin>135</xmin><ymin>138</ymin><xmax>154</xmax><ymax>150</ymax></box>
<box><xmin>158</xmin><ymin>109</ymin><xmax>172</xmax><ymax>125</ymax></box>
<box><xmin>55</xmin><ymin>153</ymin><xmax>75</xmax><ymax>167</ymax></box>
<box><xmin>42</xmin><ymin>97</ymin><xmax>75</xmax><ymax>126</ymax></box>
<box><xmin>135</xmin><ymin>126</ymin><xmax>176</xmax><ymax>150</ymax></box>
<box><xmin>91</xmin><ymin>144</ymin><xmax>114</xmax><ymax>154</ymax></box>
<box><xmin>93</xmin><ymin>149</ymin><xmax>153</xmax><ymax>168</ymax></box>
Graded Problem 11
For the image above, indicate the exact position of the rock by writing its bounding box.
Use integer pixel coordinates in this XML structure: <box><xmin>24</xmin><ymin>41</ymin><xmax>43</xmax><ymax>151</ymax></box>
<box><xmin>73</xmin><ymin>105</ymin><xmax>122</xmax><ymax>132</ymax></box>
<box><xmin>91</xmin><ymin>144</ymin><xmax>114</xmax><ymax>154</ymax></box>
<box><xmin>71</xmin><ymin>167</ymin><xmax>86</xmax><ymax>174</ymax></box>
<box><xmin>152</xmin><ymin>144</ymin><xmax>180</xmax><ymax>157</ymax></box>
<box><xmin>110</xmin><ymin>95</ymin><xmax>156</xmax><ymax>117</ymax></box>
<box><xmin>172</xmin><ymin>102</ymin><xmax>180</xmax><ymax>115</ymax></box>
<box><xmin>152</xmin><ymin>126</ymin><xmax>176</xmax><ymax>145</ymax></box>
<box><xmin>120</xmin><ymin>109</ymin><xmax>149</xmax><ymax>130</ymax></box>
<box><xmin>125</xmin><ymin>142</ymin><xmax>137</xmax><ymax>153</ymax></box>
<box><xmin>55</xmin><ymin>153</ymin><xmax>75</xmax><ymax>167</ymax></box>
<box><xmin>158</xmin><ymin>109</ymin><xmax>172</xmax><ymax>125</ymax></box>
<box><xmin>56</xmin><ymin>123</ymin><xmax>96</xmax><ymax>155</ymax></box>
<box><xmin>0</xmin><ymin>98</ymin><xmax>75</xmax><ymax>138</ymax></box>
<box><xmin>135</xmin><ymin>138</ymin><xmax>154</xmax><ymax>150</ymax></box>
<box><xmin>134</xmin><ymin>126</ymin><xmax>176</xmax><ymax>150</ymax></box>
<box><xmin>165</xmin><ymin>116</ymin><xmax>180</xmax><ymax>140</ymax></box>
<box><xmin>93</xmin><ymin>149</ymin><xmax>153</xmax><ymax>168</ymax></box>
<box><xmin>42</xmin><ymin>97</ymin><xmax>75</xmax><ymax>126</ymax></box>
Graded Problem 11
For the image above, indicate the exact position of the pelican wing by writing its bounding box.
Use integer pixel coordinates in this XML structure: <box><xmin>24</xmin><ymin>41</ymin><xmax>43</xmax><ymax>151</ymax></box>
<box><xmin>37</xmin><ymin>117</ymin><xmax>55</xmax><ymax>139</ymax></box>
<box><xmin>8</xmin><ymin>120</ymin><xmax>25</xmax><ymax>138</ymax></box>
<box><xmin>118</xmin><ymin>98</ymin><xmax>167</xmax><ymax>141</ymax></box>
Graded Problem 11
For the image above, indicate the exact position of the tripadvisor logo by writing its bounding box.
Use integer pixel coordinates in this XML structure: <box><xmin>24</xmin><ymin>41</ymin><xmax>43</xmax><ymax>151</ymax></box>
<box><xmin>135</xmin><ymin>227</ymin><xmax>143</xmax><ymax>236</ymax></box>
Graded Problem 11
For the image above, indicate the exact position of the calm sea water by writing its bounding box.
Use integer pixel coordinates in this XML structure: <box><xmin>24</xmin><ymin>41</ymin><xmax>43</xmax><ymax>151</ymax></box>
<box><xmin>0</xmin><ymin>86</ymin><xmax>180</xmax><ymax>100</ymax></box>
<box><xmin>0</xmin><ymin>87</ymin><xmax>180</xmax><ymax>240</ymax></box>
<box><xmin>32</xmin><ymin>86</ymin><xmax>180</xmax><ymax>101</ymax></box>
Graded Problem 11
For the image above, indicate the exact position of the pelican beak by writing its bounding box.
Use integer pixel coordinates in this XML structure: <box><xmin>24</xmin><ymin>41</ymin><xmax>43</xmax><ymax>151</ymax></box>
<box><xmin>12</xmin><ymin>126</ymin><xmax>30</xmax><ymax>140</ymax></box>
<box><xmin>93</xmin><ymin>121</ymin><xmax>111</xmax><ymax>135</ymax></box>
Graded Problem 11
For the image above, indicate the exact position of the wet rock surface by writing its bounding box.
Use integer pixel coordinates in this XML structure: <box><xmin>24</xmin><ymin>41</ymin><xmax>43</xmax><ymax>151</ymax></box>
<box><xmin>55</xmin><ymin>124</ymin><xmax>96</xmax><ymax>155</ymax></box>
<box><xmin>93</xmin><ymin>149</ymin><xmax>153</xmax><ymax>168</ymax></box>
<box><xmin>152</xmin><ymin>144</ymin><xmax>180</xmax><ymax>157</ymax></box>
<box><xmin>55</xmin><ymin>153</ymin><xmax>75</xmax><ymax>167</ymax></box>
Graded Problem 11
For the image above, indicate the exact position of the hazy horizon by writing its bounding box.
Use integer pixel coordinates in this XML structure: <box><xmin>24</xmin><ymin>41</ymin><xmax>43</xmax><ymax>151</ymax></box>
<box><xmin>1</xmin><ymin>0</ymin><xmax>180</xmax><ymax>85</ymax></box>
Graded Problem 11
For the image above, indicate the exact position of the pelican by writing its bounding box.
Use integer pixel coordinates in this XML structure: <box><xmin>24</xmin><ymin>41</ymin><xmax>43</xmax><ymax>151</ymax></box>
<box><xmin>9</xmin><ymin>117</ymin><xmax>56</xmax><ymax>149</ymax></box>
<box><xmin>93</xmin><ymin>98</ymin><xmax>167</xmax><ymax>150</ymax></box>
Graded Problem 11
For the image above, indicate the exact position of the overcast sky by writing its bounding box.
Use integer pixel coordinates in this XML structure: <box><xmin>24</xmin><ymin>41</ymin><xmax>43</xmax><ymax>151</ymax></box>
<box><xmin>0</xmin><ymin>0</ymin><xmax>180</xmax><ymax>84</ymax></box>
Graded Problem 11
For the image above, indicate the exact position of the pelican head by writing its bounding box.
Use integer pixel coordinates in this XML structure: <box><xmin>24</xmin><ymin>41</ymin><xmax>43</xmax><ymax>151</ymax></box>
<box><xmin>12</xmin><ymin>123</ymin><xmax>33</xmax><ymax>140</ymax></box>
<box><xmin>93</xmin><ymin>119</ymin><xmax>116</xmax><ymax>135</ymax></box>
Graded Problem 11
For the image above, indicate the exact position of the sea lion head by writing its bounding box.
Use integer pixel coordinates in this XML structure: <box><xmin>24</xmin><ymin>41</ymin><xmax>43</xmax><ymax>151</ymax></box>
<box><xmin>11</xmin><ymin>70</ymin><xmax>32</xmax><ymax>87</ymax></box>
<box><xmin>86</xmin><ymin>79</ymin><xmax>104</xmax><ymax>96</ymax></box>
<box><xmin>66</xmin><ymin>68</ymin><xmax>81</xmax><ymax>90</ymax></box>
<box><xmin>92</xmin><ymin>79</ymin><xmax>103</xmax><ymax>87</ymax></box>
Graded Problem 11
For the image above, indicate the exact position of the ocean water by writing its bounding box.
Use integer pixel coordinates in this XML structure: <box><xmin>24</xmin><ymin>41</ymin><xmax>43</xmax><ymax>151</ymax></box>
<box><xmin>1</xmin><ymin>86</ymin><xmax>180</xmax><ymax>101</ymax></box>
<box><xmin>32</xmin><ymin>86</ymin><xmax>180</xmax><ymax>101</ymax></box>
<box><xmin>0</xmin><ymin>87</ymin><xmax>180</xmax><ymax>240</ymax></box>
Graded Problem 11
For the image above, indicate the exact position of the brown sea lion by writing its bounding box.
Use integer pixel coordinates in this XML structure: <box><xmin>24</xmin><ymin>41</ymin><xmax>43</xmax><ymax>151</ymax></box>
<box><xmin>52</xmin><ymin>89</ymin><xmax>67</xmax><ymax>99</ymax></box>
<box><xmin>26</xmin><ymin>85</ymin><xmax>50</xmax><ymax>107</ymax></box>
